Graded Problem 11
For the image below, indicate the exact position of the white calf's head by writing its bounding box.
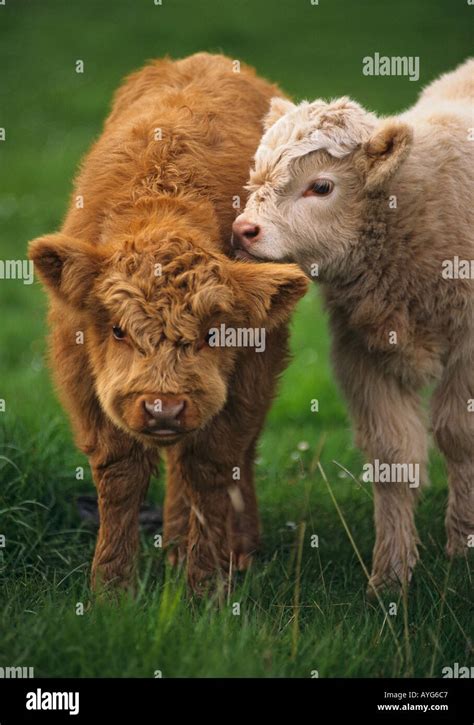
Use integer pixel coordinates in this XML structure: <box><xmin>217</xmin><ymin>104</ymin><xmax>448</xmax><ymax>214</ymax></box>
<box><xmin>233</xmin><ymin>97</ymin><xmax>413</xmax><ymax>281</ymax></box>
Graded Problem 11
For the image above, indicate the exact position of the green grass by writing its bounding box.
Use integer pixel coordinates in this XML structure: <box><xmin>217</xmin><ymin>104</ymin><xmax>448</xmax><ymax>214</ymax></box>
<box><xmin>0</xmin><ymin>0</ymin><xmax>472</xmax><ymax>678</ymax></box>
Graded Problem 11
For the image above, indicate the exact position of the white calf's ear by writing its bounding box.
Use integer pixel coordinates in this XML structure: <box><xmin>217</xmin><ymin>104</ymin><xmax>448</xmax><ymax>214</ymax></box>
<box><xmin>263</xmin><ymin>97</ymin><xmax>296</xmax><ymax>131</ymax></box>
<box><xmin>363</xmin><ymin>119</ymin><xmax>413</xmax><ymax>192</ymax></box>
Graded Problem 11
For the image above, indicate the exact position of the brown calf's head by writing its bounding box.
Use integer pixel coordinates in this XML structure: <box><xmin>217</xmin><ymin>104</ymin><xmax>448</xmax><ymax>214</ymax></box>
<box><xmin>29</xmin><ymin>234</ymin><xmax>307</xmax><ymax>446</ymax></box>
<box><xmin>232</xmin><ymin>96</ymin><xmax>413</xmax><ymax>281</ymax></box>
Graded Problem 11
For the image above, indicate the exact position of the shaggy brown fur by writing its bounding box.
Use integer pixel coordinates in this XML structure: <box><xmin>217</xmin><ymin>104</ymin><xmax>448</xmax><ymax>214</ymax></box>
<box><xmin>28</xmin><ymin>53</ymin><xmax>308</xmax><ymax>593</ymax></box>
<box><xmin>234</xmin><ymin>59</ymin><xmax>474</xmax><ymax>592</ymax></box>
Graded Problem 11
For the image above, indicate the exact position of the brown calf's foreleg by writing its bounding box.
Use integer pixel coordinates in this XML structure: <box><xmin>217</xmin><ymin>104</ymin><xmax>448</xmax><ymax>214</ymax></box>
<box><xmin>89</xmin><ymin>430</ymin><xmax>158</xmax><ymax>591</ymax></box>
<box><xmin>163</xmin><ymin>448</ymin><xmax>191</xmax><ymax>567</ymax></box>
<box><xmin>228</xmin><ymin>440</ymin><xmax>260</xmax><ymax>572</ymax></box>
<box><xmin>165</xmin><ymin>445</ymin><xmax>257</xmax><ymax>593</ymax></box>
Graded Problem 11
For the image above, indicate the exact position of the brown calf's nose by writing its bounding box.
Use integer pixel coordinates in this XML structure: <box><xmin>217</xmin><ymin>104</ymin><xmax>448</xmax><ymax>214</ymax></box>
<box><xmin>232</xmin><ymin>216</ymin><xmax>261</xmax><ymax>245</ymax></box>
<box><xmin>143</xmin><ymin>395</ymin><xmax>185</xmax><ymax>424</ymax></box>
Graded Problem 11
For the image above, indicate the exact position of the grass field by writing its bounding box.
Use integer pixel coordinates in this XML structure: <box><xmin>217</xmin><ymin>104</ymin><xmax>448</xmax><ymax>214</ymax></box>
<box><xmin>0</xmin><ymin>0</ymin><xmax>472</xmax><ymax>678</ymax></box>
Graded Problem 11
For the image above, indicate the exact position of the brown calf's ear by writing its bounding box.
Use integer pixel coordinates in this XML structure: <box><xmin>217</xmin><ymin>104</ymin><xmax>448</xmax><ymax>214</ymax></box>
<box><xmin>231</xmin><ymin>261</ymin><xmax>308</xmax><ymax>330</ymax></box>
<box><xmin>263</xmin><ymin>97</ymin><xmax>296</xmax><ymax>132</ymax></box>
<box><xmin>363</xmin><ymin>120</ymin><xmax>413</xmax><ymax>192</ymax></box>
<box><xmin>28</xmin><ymin>232</ymin><xmax>105</xmax><ymax>307</ymax></box>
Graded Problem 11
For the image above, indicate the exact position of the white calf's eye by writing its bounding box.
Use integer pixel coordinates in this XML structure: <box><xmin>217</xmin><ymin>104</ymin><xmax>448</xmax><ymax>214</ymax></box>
<box><xmin>303</xmin><ymin>179</ymin><xmax>334</xmax><ymax>197</ymax></box>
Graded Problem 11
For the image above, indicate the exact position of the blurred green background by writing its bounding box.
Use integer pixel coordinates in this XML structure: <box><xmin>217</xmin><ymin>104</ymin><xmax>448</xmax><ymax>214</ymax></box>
<box><xmin>0</xmin><ymin>0</ymin><xmax>472</xmax><ymax>678</ymax></box>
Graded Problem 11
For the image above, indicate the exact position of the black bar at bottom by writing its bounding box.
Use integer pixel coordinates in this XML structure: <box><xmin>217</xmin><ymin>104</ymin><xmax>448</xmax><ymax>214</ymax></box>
<box><xmin>0</xmin><ymin>677</ymin><xmax>471</xmax><ymax>723</ymax></box>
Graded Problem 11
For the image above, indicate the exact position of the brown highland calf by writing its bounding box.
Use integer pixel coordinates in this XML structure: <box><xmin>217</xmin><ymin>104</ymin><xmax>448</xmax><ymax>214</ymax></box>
<box><xmin>233</xmin><ymin>59</ymin><xmax>474</xmax><ymax>593</ymax></box>
<box><xmin>28</xmin><ymin>53</ymin><xmax>307</xmax><ymax>593</ymax></box>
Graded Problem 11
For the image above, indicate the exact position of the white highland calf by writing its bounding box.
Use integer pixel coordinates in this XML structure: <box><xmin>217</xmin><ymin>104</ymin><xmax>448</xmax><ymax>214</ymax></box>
<box><xmin>233</xmin><ymin>59</ymin><xmax>474</xmax><ymax>593</ymax></box>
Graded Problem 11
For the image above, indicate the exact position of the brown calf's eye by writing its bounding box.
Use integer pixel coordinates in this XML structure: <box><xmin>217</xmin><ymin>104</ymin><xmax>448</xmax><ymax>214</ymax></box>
<box><xmin>112</xmin><ymin>325</ymin><xmax>126</xmax><ymax>340</ymax></box>
<box><xmin>303</xmin><ymin>179</ymin><xmax>334</xmax><ymax>197</ymax></box>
